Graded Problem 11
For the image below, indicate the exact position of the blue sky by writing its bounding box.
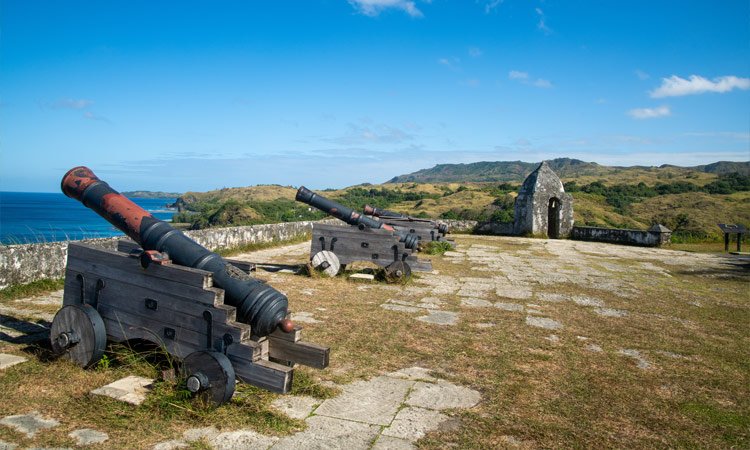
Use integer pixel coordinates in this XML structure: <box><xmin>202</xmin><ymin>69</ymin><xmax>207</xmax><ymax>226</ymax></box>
<box><xmin>2</xmin><ymin>0</ymin><xmax>749</xmax><ymax>193</ymax></box>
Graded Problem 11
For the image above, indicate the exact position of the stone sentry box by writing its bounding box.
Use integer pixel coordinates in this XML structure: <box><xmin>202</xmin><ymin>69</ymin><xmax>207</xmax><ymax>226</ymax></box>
<box><xmin>513</xmin><ymin>161</ymin><xmax>574</xmax><ymax>238</ymax></box>
<box><xmin>54</xmin><ymin>241</ymin><xmax>329</xmax><ymax>405</ymax></box>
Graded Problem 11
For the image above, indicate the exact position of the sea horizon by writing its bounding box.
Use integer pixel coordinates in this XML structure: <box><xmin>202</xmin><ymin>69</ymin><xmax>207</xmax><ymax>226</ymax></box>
<box><xmin>0</xmin><ymin>191</ymin><xmax>177</xmax><ymax>245</ymax></box>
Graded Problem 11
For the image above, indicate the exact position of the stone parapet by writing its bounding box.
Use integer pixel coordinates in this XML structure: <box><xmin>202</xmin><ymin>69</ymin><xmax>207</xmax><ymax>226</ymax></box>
<box><xmin>571</xmin><ymin>225</ymin><xmax>671</xmax><ymax>247</ymax></box>
<box><xmin>0</xmin><ymin>220</ymin><xmax>331</xmax><ymax>289</ymax></box>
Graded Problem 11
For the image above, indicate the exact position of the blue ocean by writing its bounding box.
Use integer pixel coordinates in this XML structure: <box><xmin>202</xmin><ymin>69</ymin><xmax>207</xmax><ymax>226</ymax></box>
<box><xmin>0</xmin><ymin>192</ymin><xmax>177</xmax><ymax>245</ymax></box>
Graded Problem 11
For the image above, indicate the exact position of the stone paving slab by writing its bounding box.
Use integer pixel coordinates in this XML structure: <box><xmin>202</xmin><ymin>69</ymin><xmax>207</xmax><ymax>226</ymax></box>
<box><xmin>572</xmin><ymin>296</ymin><xmax>605</xmax><ymax>307</ymax></box>
<box><xmin>495</xmin><ymin>286</ymin><xmax>533</xmax><ymax>300</ymax></box>
<box><xmin>271</xmin><ymin>395</ymin><xmax>319</xmax><ymax>420</ymax></box>
<box><xmin>416</xmin><ymin>311</ymin><xmax>458</xmax><ymax>326</ymax></box>
<box><xmin>315</xmin><ymin>376</ymin><xmax>414</xmax><ymax>425</ymax></box>
<box><xmin>212</xmin><ymin>430</ymin><xmax>279</xmax><ymax>450</ymax></box>
<box><xmin>372</xmin><ymin>435</ymin><xmax>414</xmax><ymax>450</ymax></box>
<box><xmin>406</xmin><ymin>380</ymin><xmax>482</xmax><ymax>410</ymax></box>
<box><xmin>0</xmin><ymin>354</ymin><xmax>27</xmax><ymax>370</ymax></box>
<box><xmin>0</xmin><ymin>304</ymin><xmax>54</xmax><ymax>322</ymax></box>
<box><xmin>382</xmin><ymin>303</ymin><xmax>422</xmax><ymax>314</ymax></box>
<box><xmin>586</xmin><ymin>343</ymin><xmax>603</xmax><ymax>352</ymax></box>
<box><xmin>525</xmin><ymin>316</ymin><xmax>563</xmax><ymax>330</ymax></box>
<box><xmin>152</xmin><ymin>439</ymin><xmax>188</xmax><ymax>449</ymax></box>
<box><xmin>90</xmin><ymin>376</ymin><xmax>154</xmax><ymax>405</ymax></box>
<box><xmin>348</xmin><ymin>273</ymin><xmax>375</xmax><ymax>283</ymax></box>
<box><xmin>183</xmin><ymin>426</ymin><xmax>220</xmax><ymax>442</ymax></box>
<box><xmin>14</xmin><ymin>290</ymin><xmax>64</xmax><ymax>306</ymax></box>
<box><xmin>291</xmin><ymin>311</ymin><xmax>321</xmax><ymax>324</ymax></box>
<box><xmin>386</xmin><ymin>367</ymin><xmax>438</xmax><ymax>382</ymax></box>
<box><xmin>152</xmin><ymin>366</ymin><xmax>481</xmax><ymax>450</ymax></box>
<box><xmin>595</xmin><ymin>307</ymin><xmax>629</xmax><ymax>317</ymax></box>
<box><xmin>381</xmin><ymin>406</ymin><xmax>448</xmax><ymax>441</ymax></box>
<box><xmin>69</xmin><ymin>428</ymin><xmax>109</xmax><ymax>446</ymax></box>
<box><xmin>619</xmin><ymin>349</ymin><xmax>652</xmax><ymax>369</ymax></box>
<box><xmin>0</xmin><ymin>411</ymin><xmax>60</xmax><ymax>437</ymax></box>
<box><xmin>460</xmin><ymin>298</ymin><xmax>493</xmax><ymax>308</ymax></box>
<box><xmin>494</xmin><ymin>302</ymin><xmax>524</xmax><ymax>312</ymax></box>
<box><xmin>271</xmin><ymin>416</ymin><xmax>380</xmax><ymax>450</ymax></box>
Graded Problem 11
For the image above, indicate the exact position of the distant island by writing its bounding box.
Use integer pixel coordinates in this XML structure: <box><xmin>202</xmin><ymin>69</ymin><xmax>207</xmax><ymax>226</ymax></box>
<box><xmin>121</xmin><ymin>191</ymin><xmax>182</xmax><ymax>199</ymax></box>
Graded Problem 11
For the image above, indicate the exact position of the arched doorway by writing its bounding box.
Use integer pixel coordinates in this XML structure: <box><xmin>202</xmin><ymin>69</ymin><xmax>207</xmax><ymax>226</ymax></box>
<box><xmin>547</xmin><ymin>197</ymin><xmax>560</xmax><ymax>239</ymax></box>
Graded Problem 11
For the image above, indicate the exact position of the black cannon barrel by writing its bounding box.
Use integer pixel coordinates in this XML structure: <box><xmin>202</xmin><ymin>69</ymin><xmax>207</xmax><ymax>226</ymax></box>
<box><xmin>296</xmin><ymin>186</ymin><xmax>419</xmax><ymax>250</ymax></box>
<box><xmin>362</xmin><ymin>205</ymin><xmax>404</xmax><ymax>218</ymax></box>
<box><xmin>61</xmin><ymin>166</ymin><xmax>293</xmax><ymax>337</ymax></box>
<box><xmin>363</xmin><ymin>204</ymin><xmax>449</xmax><ymax>235</ymax></box>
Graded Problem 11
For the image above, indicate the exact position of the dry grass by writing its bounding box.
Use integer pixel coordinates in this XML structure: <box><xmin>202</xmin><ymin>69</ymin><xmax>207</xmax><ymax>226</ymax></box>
<box><xmin>1</xmin><ymin>235</ymin><xmax>748</xmax><ymax>448</ymax></box>
<box><xmin>560</xmin><ymin>166</ymin><xmax>717</xmax><ymax>187</ymax></box>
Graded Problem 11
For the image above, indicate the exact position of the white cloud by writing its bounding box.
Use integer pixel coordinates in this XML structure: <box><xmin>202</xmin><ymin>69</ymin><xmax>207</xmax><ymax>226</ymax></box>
<box><xmin>635</xmin><ymin>69</ymin><xmax>650</xmax><ymax>80</ymax></box>
<box><xmin>468</xmin><ymin>46</ymin><xmax>483</xmax><ymax>58</ymax></box>
<box><xmin>48</xmin><ymin>98</ymin><xmax>93</xmax><ymax>110</ymax></box>
<box><xmin>535</xmin><ymin>7</ymin><xmax>552</xmax><ymax>34</ymax></box>
<box><xmin>481</xmin><ymin>0</ymin><xmax>503</xmax><ymax>14</ymax></box>
<box><xmin>348</xmin><ymin>0</ymin><xmax>423</xmax><ymax>17</ymax></box>
<box><xmin>650</xmin><ymin>75</ymin><xmax>750</xmax><ymax>98</ymax></box>
<box><xmin>684</xmin><ymin>131</ymin><xmax>750</xmax><ymax>141</ymax></box>
<box><xmin>509</xmin><ymin>70</ymin><xmax>552</xmax><ymax>88</ymax></box>
<box><xmin>628</xmin><ymin>105</ymin><xmax>671</xmax><ymax>119</ymax></box>
<box><xmin>438</xmin><ymin>57</ymin><xmax>461</xmax><ymax>71</ymax></box>
<box><xmin>325</xmin><ymin>122</ymin><xmax>415</xmax><ymax>145</ymax></box>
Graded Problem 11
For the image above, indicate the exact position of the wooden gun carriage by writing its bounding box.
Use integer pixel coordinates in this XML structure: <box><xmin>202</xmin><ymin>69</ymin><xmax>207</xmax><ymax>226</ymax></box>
<box><xmin>309</xmin><ymin>223</ymin><xmax>432</xmax><ymax>282</ymax></box>
<box><xmin>52</xmin><ymin>241</ymin><xmax>329</xmax><ymax>405</ymax></box>
<box><xmin>51</xmin><ymin>166</ymin><xmax>328</xmax><ymax>406</ymax></box>
<box><xmin>295</xmin><ymin>186</ymin><xmax>432</xmax><ymax>281</ymax></box>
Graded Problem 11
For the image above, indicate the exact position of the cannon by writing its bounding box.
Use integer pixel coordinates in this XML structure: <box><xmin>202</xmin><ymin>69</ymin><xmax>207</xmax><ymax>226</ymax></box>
<box><xmin>296</xmin><ymin>187</ymin><xmax>419</xmax><ymax>250</ymax></box>
<box><xmin>295</xmin><ymin>186</ymin><xmax>431</xmax><ymax>281</ymax></box>
<box><xmin>363</xmin><ymin>204</ymin><xmax>454</xmax><ymax>247</ymax></box>
<box><xmin>51</xmin><ymin>167</ymin><xmax>329</xmax><ymax>405</ymax></box>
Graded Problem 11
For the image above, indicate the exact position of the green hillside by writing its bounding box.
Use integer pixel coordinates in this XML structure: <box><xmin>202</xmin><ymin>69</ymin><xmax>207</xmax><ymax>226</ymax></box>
<box><xmin>173</xmin><ymin>160</ymin><xmax>750</xmax><ymax>241</ymax></box>
<box><xmin>387</xmin><ymin>158</ymin><xmax>750</xmax><ymax>184</ymax></box>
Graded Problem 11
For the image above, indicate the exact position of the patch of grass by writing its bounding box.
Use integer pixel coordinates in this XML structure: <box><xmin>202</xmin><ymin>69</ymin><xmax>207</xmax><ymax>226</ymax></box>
<box><xmin>680</xmin><ymin>400</ymin><xmax>750</xmax><ymax>446</ymax></box>
<box><xmin>289</xmin><ymin>368</ymin><xmax>339</xmax><ymax>399</ymax></box>
<box><xmin>423</xmin><ymin>241</ymin><xmax>454</xmax><ymax>255</ymax></box>
<box><xmin>668</xmin><ymin>241</ymin><xmax>728</xmax><ymax>253</ymax></box>
<box><xmin>0</xmin><ymin>278</ymin><xmax>64</xmax><ymax>301</ymax></box>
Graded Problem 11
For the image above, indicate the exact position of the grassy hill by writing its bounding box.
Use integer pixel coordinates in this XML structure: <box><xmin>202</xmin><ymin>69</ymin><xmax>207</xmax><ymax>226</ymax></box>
<box><xmin>387</xmin><ymin>158</ymin><xmax>749</xmax><ymax>184</ymax></box>
<box><xmin>173</xmin><ymin>160</ymin><xmax>750</xmax><ymax>241</ymax></box>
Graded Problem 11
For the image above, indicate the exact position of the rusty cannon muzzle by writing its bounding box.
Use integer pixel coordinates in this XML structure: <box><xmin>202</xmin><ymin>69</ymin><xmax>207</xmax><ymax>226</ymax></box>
<box><xmin>296</xmin><ymin>186</ymin><xmax>419</xmax><ymax>250</ymax></box>
<box><xmin>363</xmin><ymin>204</ymin><xmax>450</xmax><ymax>235</ymax></box>
<box><xmin>61</xmin><ymin>166</ymin><xmax>293</xmax><ymax>337</ymax></box>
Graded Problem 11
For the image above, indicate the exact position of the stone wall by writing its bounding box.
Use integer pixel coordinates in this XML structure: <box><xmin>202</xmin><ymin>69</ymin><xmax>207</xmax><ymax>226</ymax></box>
<box><xmin>0</xmin><ymin>217</ymin><xmax>474</xmax><ymax>289</ymax></box>
<box><xmin>0</xmin><ymin>220</ymin><xmax>325</xmax><ymax>289</ymax></box>
<box><xmin>571</xmin><ymin>224</ymin><xmax>672</xmax><ymax>247</ymax></box>
<box><xmin>440</xmin><ymin>220</ymin><xmax>478</xmax><ymax>233</ymax></box>
<box><xmin>474</xmin><ymin>221</ymin><xmax>514</xmax><ymax>235</ymax></box>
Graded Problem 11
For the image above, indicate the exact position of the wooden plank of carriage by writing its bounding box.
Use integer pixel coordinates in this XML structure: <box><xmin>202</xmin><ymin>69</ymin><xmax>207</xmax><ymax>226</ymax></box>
<box><xmin>67</xmin><ymin>243</ymin><xmax>218</xmax><ymax>303</ymax></box>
